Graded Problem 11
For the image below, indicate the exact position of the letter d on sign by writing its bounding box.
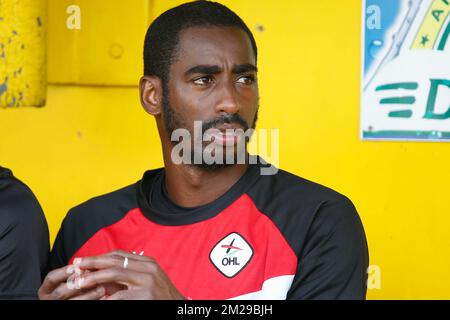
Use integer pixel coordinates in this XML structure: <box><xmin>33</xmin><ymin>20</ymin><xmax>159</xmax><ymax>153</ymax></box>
<box><xmin>423</xmin><ymin>79</ymin><xmax>450</xmax><ymax>120</ymax></box>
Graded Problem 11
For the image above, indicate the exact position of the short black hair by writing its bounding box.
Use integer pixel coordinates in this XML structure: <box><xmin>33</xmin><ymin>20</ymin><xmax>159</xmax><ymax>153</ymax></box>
<box><xmin>143</xmin><ymin>0</ymin><xmax>258</xmax><ymax>84</ymax></box>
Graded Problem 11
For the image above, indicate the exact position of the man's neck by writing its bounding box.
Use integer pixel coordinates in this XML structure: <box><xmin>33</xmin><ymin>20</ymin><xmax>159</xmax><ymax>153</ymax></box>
<box><xmin>163</xmin><ymin>161</ymin><xmax>248</xmax><ymax>208</ymax></box>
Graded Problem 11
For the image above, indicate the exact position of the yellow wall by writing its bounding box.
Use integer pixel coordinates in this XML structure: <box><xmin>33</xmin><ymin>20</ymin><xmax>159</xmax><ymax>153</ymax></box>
<box><xmin>1</xmin><ymin>0</ymin><xmax>449</xmax><ymax>299</ymax></box>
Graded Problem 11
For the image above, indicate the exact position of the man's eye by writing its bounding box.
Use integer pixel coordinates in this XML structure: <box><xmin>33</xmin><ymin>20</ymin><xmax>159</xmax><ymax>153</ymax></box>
<box><xmin>193</xmin><ymin>76</ymin><xmax>213</xmax><ymax>85</ymax></box>
<box><xmin>236</xmin><ymin>75</ymin><xmax>255</xmax><ymax>85</ymax></box>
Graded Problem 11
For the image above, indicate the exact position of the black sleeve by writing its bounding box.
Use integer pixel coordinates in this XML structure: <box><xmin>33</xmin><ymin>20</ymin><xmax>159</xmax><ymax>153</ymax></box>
<box><xmin>287</xmin><ymin>197</ymin><xmax>369</xmax><ymax>300</ymax></box>
<box><xmin>0</xmin><ymin>168</ymin><xmax>50</xmax><ymax>300</ymax></box>
<box><xmin>48</xmin><ymin>215</ymin><xmax>69</xmax><ymax>271</ymax></box>
<box><xmin>48</xmin><ymin>206</ymin><xmax>93</xmax><ymax>271</ymax></box>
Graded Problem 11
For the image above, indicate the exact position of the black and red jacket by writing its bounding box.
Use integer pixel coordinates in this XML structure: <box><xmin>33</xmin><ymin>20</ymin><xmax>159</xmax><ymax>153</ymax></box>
<box><xmin>49</xmin><ymin>160</ymin><xmax>368</xmax><ymax>299</ymax></box>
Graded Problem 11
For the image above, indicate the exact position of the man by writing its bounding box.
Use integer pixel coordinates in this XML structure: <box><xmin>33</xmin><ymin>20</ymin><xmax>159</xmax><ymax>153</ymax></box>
<box><xmin>0</xmin><ymin>166</ymin><xmax>49</xmax><ymax>299</ymax></box>
<box><xmin>40</xmin><ymin>1</ymin><xmax>368</xmax><ymax>300</ymax></box>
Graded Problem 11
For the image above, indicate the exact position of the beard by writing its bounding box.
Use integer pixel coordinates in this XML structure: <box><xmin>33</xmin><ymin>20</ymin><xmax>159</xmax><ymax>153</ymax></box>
<box><xmin>162</xmin><ymin>86</ymin><xmax>258</xmax><ymax>170</ymax></box>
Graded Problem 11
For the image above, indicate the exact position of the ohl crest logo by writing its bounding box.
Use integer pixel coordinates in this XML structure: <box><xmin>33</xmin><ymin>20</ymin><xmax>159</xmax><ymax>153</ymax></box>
<box><xmin>209</xmin><ymin>232</ymin><xmax>254</xmax><ymax>278</ymax></box>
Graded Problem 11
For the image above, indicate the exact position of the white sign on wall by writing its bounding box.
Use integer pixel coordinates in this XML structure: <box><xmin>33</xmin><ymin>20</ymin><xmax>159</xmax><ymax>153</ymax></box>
<box><xmin>361</xmin><ymin>0</ymin><xmax>450</xmax><ymax>141</ymax></box>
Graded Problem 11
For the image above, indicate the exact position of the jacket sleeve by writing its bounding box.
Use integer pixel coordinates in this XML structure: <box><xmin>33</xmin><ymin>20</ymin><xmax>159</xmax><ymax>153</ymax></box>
<box><xmin>0</xmin><ymin>169</ymin><xmax>50</xmax><ymax>299</ymax></box>
<box><xmin>287</xmin><ymin>197</ymin><xmax>369</xmax><ymax>300</ymax></box>
<box><xmin>48</xmin><ymin>215</ymin><xmax>70</xmax><ymax>271</ymax></box>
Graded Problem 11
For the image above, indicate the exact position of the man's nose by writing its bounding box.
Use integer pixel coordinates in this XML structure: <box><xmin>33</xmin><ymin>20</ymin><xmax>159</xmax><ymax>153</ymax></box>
<box><xmin>215</xmin><ymin>82</ymin><xmax>240</xmax><ymax>115</ymax></box>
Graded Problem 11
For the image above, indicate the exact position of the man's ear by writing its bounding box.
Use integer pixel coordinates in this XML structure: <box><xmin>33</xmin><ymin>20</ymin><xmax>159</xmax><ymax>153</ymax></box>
<box><xmin>139</xmin><ymin>76</ymin><xmax>163</xmax><ymax>115</ymax></box>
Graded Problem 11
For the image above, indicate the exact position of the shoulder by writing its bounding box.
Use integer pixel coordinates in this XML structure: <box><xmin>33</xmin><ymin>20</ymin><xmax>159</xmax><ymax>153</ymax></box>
<box><xmin>52</xmin><ymin>182</ymin><xmax>140</xmax><ymax>266</ymax></box>
<box><xmin>0</xmin><ymin>167</ymin><xmax>33</xmax><ymax>200</ymax></box>
<box><xmin>0</xmin><ymin>167</ymin><xmax>45</xmax><ymax>224</ymax></box>
<box><xmin>64</xmin><ymin>182</ymin><xmax>138</xmax><ymax>226</ymax></box>
<box><xmin>0</xmin><ymin>166</ymin><xmax>11</xmax><ymax>177</ymax></box>
<box><xmin>248</xmin><ymin>167</ymin><xmax>355</xmax><ymax>216</ymax></box>
<box><xmin>246</xmin><ymin>167</ymin><xmax>364</xmax><ymax>253</ymax></box>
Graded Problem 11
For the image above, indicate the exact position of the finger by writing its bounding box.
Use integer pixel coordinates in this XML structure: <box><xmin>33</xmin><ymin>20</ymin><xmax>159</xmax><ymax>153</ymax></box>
<box><xmin>77</xmin><ymin>255</ymin><xmax>121</xmax><ymax>270</ymax></box>
<box><xmin>105</xmin><ymin>250</ymin><xmax>161</xmax><ymax>273</ymax></box>
<box><xmin>102</xmin><ymin>282</ymin><xmax>127</xmax><ymax>296</ymax></box>
<box><xmin>78</xmin><ymin>254</ymin><xmax>158</xmax><ymax>274</ymax></box>
<box><xmin>106</xmin><ymin>289</ymin><xmax>159</xmax><ymax>300</ymax></box>
<box><xmin>77</xmin><ymin>267</ymin><xmax>146</xmax><ymax>290</ymax></box>
<box><xmin>107</xmin><ymin>250</ymin><xmax>155</xmax><ymax>262</ymax></box>
<box><xmin>39</xmin><ymin>265</ymin><xmax>81</xmax><ymax>298</ymax></box>
<box><xmin>69</xmin><ymin>286</ymin><xmax>106</xmax><ymax>300</ymax></box>
<box><xmin>67</xmin><ymin>268</ymin><xmax>89</xmax><ymax>283</ymax></box>
<box><xmin>104</xmin><ymin>290</ymin><xmax>128</xmax><ymax>300</ymax></box>
<box><xmin>43</xmin><ymin>278</ymin><xmax>93</xmax><ymax>300</ymax></box>
<box><xmin>105</xmin><ymin>289</ymin><xmax>150</xmax><ymax>300</ymax></box>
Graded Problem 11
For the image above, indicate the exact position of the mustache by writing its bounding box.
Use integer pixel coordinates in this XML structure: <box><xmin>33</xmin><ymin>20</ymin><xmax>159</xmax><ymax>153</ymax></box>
<box><xmin>202</xmin><ymin>114</ymin><xmax>249</xmax><ymax>133</ymax></box>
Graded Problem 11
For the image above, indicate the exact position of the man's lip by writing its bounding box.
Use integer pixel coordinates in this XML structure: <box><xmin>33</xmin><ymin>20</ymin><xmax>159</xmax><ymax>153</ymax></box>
<box><xmin>213</xmin><ymin>123</ymin><xmax>244</xmax><ymax>131</ymax></box>
<box><xmin>210</xmin><ymin>133</ymin><xmax>239</xmax><ymax>146</ymax></box>
<box><xmin>204</xmin><ymin>126</ymin><xmax>243</xmax><ymax>145</ymax></box>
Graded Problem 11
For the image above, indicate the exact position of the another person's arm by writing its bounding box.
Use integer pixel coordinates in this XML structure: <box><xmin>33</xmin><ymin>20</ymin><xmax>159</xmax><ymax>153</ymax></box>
<box><xmin>0</xmin><ymin>167</ymin><xmax>50</xmax><ymax>300</ymax></box>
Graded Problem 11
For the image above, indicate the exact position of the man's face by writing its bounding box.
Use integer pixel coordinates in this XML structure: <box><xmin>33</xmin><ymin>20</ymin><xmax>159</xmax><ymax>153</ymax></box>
<box><xmin>162</xmin><ymin>26</ymin><xmax>259</xmax><ymax>169</ymax></box>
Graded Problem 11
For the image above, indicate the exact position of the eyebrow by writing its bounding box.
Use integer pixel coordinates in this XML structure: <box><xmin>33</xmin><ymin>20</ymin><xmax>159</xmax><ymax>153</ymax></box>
<box><xmin>232</xmin><ymin>63</ymin><xmax>258</xmax><ymax>74</ymax></box>
<box><xmin>184</xmin><ymin>64</ymin><xmax>258</xmax><ymax>76</ymax></box>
